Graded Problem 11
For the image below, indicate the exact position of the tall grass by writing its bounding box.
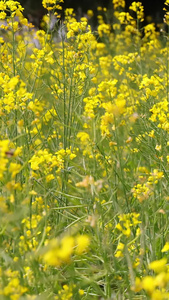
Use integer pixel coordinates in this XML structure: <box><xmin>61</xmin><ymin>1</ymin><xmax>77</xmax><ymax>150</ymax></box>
<box><xmin>0</xmin><ymin>0</ymin><xmax>169</xmax><ymax>299</ymax></box>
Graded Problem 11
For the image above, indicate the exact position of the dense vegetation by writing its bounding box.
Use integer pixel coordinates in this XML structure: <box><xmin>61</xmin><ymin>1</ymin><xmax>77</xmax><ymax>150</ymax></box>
<box><xmin>0</xmin><ymin>0</ymin><xmax>169</xmax><ymax>299</ymax></box>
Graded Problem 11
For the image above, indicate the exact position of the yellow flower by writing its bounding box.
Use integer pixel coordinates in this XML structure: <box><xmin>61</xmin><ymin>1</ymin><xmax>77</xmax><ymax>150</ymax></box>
<box><xmin>75</xmin><ymin>235</ymin><xmax>90</xmax><ymax>254</ymax></box>
<box><xmin>162</xmin><ymin>242</ymin><xmax>169</xmax><ymax>252</ymax></box>
<box><xmin>87</xmin><ymin>10</ymin><xmax>94</xmax><ymax>18</ymax></box>
<box><xmin>77</xmin><ymin>131</ymin><xmax>90</xmax><ymax>144</ymax></box>
<box><xmin>0</xmin><ymin>11</ymin><xmax>6</xmax><ymax>19</ymax></box>
<box><xmin>155</xmin><ymin>272</ymin><xmax>169</xmax><ymax>288</ymax></box>
<box><xmin>112</xmin><ymin>0</ymin><xmax>125</xmax><ymax>10</ymax></box>
<box><xmin>149</xmin><ymin>258</ymin><xmax>167</xmax><ymax>273</ymax></box>
<box><xmin>42</xmin><ymin>0</ymin><xmax>57</xmax><ymax>10</ymax></box>
<box><xmin>132</xmin><ymin>277</ymin><xmax>142</xmax><ymax>292</ymax></box>
<box><xmin>0</xmin><ymin>1</ymin><xmax>6</xmax><ymax>10</ymax></box>
<box><xmin>9</xmin><ymin>163</ymin><xmax>21</xmax><ymax>178</ymax></box>
<box><xmin>129</xmin><ymin>2</ymin><xmax>144</xmax><ymax>21</ymax></box>
<box><xmin>57</xmin><ymin>236</ymin><xmax>75</xmax><ymax>261</ymax></box>
<box><xmin>142</xmin><ymin>276</ymin><xmax>156</xmax><ymax>293</ymax></box>
<box><xmin>43</xmin><ymin>236</ymin><xmax>74</xmax><ymax>266</ymax></box>
<box><xmin>155</xmin><ymin>144</ymin><xmax>161</xmax><ymax>151</ymax></box>
<box><xmin>46</xmin><ymin>174</ymin><xmax>55</xmax><ymax>182</ymax></box>
<box><xmin>43</xmin><ymin>239</ymin><xmax>60</xmax><ymax>266</ymax></box>
<box><xmin>115</xmin><ymin>242</ymin><xmax>124</xmax><ymax>258</ymax></box>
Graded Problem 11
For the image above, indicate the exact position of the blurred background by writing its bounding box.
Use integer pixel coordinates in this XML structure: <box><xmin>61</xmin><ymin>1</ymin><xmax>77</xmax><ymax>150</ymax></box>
<box><xmin>18</xmin><ymin>0</ymin><xmax>165</xmax><ymax>28</ymax></box>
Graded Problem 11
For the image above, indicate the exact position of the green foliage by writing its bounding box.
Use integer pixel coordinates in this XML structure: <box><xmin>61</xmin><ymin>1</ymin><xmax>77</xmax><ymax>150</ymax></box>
<box><xmin>0</xmin><ymin>0</ymin><xmax>169</xmax><ymax>299</ymax></box>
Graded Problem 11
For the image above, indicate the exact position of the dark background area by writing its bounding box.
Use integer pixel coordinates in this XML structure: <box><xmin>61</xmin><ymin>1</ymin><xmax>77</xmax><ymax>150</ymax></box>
<box><xmin>18</xmin><ymin>0</ymin><xmax>165</xmax><ymax>27</ymax></box>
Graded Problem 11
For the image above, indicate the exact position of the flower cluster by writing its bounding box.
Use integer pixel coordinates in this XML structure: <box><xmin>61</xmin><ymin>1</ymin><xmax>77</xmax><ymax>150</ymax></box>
<box><xmin>0</xmin><ymin>0</ymin><xmax>169</xmax><ymax>298</ymax></box>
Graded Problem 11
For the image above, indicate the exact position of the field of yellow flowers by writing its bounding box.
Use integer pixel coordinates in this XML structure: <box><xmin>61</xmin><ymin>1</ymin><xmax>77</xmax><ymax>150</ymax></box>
<box><xmin>1</xmin><ymin>0</ymin><xmax>169</xmax><ymax>299</ymax></box>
